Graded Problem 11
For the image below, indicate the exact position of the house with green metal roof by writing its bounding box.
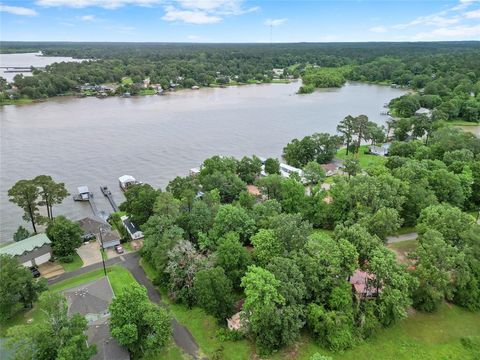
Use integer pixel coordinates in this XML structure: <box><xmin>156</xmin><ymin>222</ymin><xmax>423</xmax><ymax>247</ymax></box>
<box><xmin>0</xmin><ymin>233</ymin><xmax>52</xmax><ymax>267</ymax></box>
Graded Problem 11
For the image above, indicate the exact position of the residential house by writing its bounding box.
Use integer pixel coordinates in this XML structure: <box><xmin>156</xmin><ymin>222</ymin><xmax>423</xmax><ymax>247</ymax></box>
<box><xmin>63</xmin><ymin>277</ymin><xmax>130</xmax><ymax>360</ymax></box>
<box><xmin>0</xmin><ymin>233</ymin><xmax>52</xmax><ymax>267</ymax></box>
<box><xmin>414</xmin><ymin>107</ymin><xmax>432</xmax><ymax>118</ymax></box>
<box><xmin>77</xmin><ymin>217</ymin><xmax>121</xmax><ymax>249</ymax></box>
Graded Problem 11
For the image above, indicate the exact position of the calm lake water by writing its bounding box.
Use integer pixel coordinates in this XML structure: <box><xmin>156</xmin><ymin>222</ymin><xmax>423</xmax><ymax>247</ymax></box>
<box><xmin>0</xmin><ymin>52</ymin><xmax>84</xmax><ymax>82</ymax></box>
<box><xmin>0</xmin><ymin>82</ymin><xmax>405</xmax><ymax>242</ymax></box>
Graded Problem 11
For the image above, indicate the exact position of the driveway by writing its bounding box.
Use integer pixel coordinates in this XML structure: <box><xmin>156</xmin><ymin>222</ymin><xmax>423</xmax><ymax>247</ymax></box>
<box><xmin>77</xmin><ymin>241</ymin><xmax>102</xmax><ymax>267</ymax></box>
<box><xmin>386</xmin><ymin>232</ymin><xmax>418</xmax><ymax>244</ymax></box>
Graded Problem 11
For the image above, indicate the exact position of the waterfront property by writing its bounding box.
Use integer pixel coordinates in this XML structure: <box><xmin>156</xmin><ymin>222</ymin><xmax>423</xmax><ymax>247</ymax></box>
<box><xmin>0</xmin><ymin>233</ymin><xmax>52</xmax><ymax>267</ymax></box>
<box><xmin>78</xmin><ymin>217</ymin><xmax>121</xmax><ymax>249</ymax></box>
<box><xmin>62</xmin><ymin>277</ymin><xmax>130</xmax><ymax>360</ymax></box>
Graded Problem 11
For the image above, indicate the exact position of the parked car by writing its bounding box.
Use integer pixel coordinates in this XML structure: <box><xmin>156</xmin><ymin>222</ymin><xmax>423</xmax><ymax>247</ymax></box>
<box><xmin>115</xmin><ymin>245</ymin><xmax>124</xmax><ymax>254</ymax></box>
<box><xmin>82</xmin><ymin>233</ymin><xmax>96</xmax><ymax>242</ymax></box>
<box><xmin>30</xmin><ymin>266</ymin><xmax>41</xmax><ymax>278</ymax></box>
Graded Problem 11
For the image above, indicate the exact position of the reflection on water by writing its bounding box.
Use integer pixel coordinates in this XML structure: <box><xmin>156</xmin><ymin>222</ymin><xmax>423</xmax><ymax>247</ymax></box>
<box><xmin>0</xmin><ymin>82</ymin><xmax>405</xmax><ymax>242</ymax></box>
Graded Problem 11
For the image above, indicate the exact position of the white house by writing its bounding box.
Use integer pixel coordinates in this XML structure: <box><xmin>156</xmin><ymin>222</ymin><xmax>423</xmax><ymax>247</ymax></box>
<box><xmin>121</xmin><ymin>215</ymin><xmax>144</xmax><ymax>240</ymax></box>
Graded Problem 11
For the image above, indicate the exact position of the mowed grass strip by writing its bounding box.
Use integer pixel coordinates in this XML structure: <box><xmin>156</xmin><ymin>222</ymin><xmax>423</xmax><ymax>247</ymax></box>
<box><xmin>336</xmin><ymin>145</ymin><xmax>386</xmax><ymax>170</ymax></box>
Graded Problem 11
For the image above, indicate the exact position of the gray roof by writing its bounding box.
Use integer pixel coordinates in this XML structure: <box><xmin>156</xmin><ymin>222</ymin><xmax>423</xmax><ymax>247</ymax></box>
<box><xmin>62</xmin><ymin>277</ymin><xmax>130</xmax><ymax>360</ymax></box>
<box><xmin>101</xmin><ymin>230</ymin><xmax>121</xmax><ymax>243</ymax></box>
<box><xmin>87</xmin><ymin>320</ymin><xmax>130</xmax><ymax>360</ymax></box>
<box><xmin>0</xmin><ymin>234</ymin><xmax>51</xmax><ymax>257</ymax></box>
<box><xmin>78</xmin><ymin>217</ymin><xmax>111</xmax><ymax>235</ymax></box>
<box><xmin>63</xmin><ymin>277</ymin><xmax>113</xmax><ymax>318</ymax></box>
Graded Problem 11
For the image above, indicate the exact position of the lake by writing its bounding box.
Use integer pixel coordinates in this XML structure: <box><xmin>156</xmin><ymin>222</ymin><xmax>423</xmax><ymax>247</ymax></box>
<box><xmin>0</xmin><ymin>52</ymin><xmax>84</xmax><ymax>82</ymax></box>
<box><xmin>0</xmin><ymin>81</ymin><xmax>405</xmax><ymax>242</ymax></box>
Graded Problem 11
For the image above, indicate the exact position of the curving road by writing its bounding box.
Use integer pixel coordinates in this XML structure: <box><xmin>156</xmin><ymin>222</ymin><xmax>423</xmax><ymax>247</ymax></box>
<box><xmin>48</xmin><ymin>252</ymin><xmax>201</xmax><ymax>359</ymax></box>
<box><xmin>386</xmin><ymin>232</ymin><xmax>418</xmax><ymax>244</ymax></box>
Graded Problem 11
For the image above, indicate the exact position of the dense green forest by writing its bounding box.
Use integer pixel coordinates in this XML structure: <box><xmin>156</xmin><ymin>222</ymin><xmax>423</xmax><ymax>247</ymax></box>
<box><xmin>117</xmin><ymin>113</ymin><xmax>480</xmax><ymax>357</ymax></box>
<box><xmin>1</xmin><ymin>41</ymin><xmax>480</xmax><ymax>122</ymax></box>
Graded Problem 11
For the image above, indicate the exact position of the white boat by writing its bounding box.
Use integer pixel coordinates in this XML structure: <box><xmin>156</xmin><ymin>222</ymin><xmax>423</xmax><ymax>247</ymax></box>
<box><xmin>119</xmin><ymin>175</ymin><xmax>141</xmax><ymax>191</ymax></box>
<box><xmin>73</xmin><ymin>186</ymin><xmax>91</xmax><ymax>201</ymax></box>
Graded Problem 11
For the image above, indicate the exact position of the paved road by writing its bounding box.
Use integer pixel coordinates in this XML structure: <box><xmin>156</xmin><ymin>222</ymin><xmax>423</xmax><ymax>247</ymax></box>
<box><xmin>48</xmin><ymin>252</ymin><xmax>201</xmax><ymax>359</ymax></box>
<box><xmin>386</xmin><ymin>232</ymin><xmax>418</xmax><ymax>244</ymax></box>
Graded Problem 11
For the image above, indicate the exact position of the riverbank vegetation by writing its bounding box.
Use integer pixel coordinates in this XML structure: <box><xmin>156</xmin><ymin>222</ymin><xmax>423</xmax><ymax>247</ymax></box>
<box><xmin>1</xmin><ymin>42</ymin><xmax>479</xmax><ymax>121</ymax></box>
<box><xmin>110</xmin><ymin>110</ymin><xmax>480</xmax><ymax>358</ymax></box>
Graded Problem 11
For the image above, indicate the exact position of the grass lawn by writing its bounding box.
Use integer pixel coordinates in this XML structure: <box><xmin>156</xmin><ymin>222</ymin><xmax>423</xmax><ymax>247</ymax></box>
<box><xmin>121</xmin><ymin>76</ymin><xmax>133</xmax><ymax>85</ymax></box>
<box><xmin>58</xmin><ymin>252</ymin><xmax>83</xmax><ymax>272</ymax></box>
<box><xmin>447</xmin><ymin>119</ymin><xmax>480</xmax><ymax>126</ymax></box>
<box><xmin>311</xmin><ymin>228</ymin><xmax>334</xmax><ymax>237</ymax></box>
<box><xmin>392</xmin><ymin>226</ymin><xmax>417</xmax><ymax>236</ymax></box>
<box><xmin>388</xmin><ymin>239</ymin><xmax>418</xmax><ymax>253</ymax></box>
<box><xmin>107</xmin><ymin>266</ymin><xmax>136</xmax><ymax>295</ymax></box>
<box><xmin>0</xmin><ymin>98</ymin><xmax>34</xmax><ymax>106</ymax></box>
<box><xmin>49</xmin><ymin>265</ymin><xmax>128</xmax><ymax>293</ymax></box>
<box><xmin>272</xmin><ymin>303</ymin><xmax>480</xmax><ymax>360</ymax></box>
<box><xmin>139</xmin><ymin>88</ymin><xmax>157</xmax><ymax>95</ymax></box>
<box><xmin>123</xmin><ymin>242</ymin><xmax>134</xmax><ymax>252</ymax></box>
<box><xmin>336</xmin><ymin>145</ymin><xmax>386</xmax><ymax>170</ymax></box>
<box><xmin>141</xmin><ymin>340</ymin><xmax>187</xmax><ymax>360</ymax></box>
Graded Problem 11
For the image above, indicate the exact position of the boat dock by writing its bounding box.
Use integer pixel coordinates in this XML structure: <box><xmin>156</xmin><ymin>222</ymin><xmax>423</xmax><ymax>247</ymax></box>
<box><xmin>73</xmin><ymin>185</ymin><xmax>108</xmax><ymax>222</ymax></box>
<box><xmin>100</xmin><ymin>186</ymin><xmax>120</xmax><ymax>212</ymax></box>
<box><xmin>89</xmin><ymin>194</ymin><xmax>109</xmax><ymax>222</ymax></box>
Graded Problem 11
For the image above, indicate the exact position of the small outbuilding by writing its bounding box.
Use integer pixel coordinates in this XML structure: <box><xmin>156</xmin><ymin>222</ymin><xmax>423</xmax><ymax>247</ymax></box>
<box><xmin>0</xmin><ymin>233</ymin><xmax>52</xmax><ymax>267</ymax></box>
<box><xmin>121</xmin><ymin>215</ymin><xmax>144</xmax><ymax>240</ymax></box>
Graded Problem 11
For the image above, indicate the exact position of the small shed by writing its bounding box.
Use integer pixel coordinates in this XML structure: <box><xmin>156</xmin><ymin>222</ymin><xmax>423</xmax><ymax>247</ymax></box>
<box><xmin>0</xmin><ymin>233</ymin><xmax>52</xmax><ymax>267</ymax></box>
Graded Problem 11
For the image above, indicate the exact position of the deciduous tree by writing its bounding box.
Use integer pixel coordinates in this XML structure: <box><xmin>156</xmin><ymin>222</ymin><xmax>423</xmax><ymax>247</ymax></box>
<box><xmin>110</xmin><ymin>283</ymin><xmax>171</xmax><ymax>357</ymax></box>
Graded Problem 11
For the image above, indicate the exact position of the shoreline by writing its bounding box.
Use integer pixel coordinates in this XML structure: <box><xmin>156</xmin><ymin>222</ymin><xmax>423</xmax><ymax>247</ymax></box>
<box><xmin>0</xmin><ymin>79</ymin><xmax>299</xmax><ymax>107</ymax></box>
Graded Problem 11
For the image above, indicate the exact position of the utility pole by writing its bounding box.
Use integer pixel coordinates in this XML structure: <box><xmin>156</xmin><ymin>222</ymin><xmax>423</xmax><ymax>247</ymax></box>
<box><xmin>98</xmin><ymin>227</ymin><xmax>107</xmax><ymax>277</ymax></box>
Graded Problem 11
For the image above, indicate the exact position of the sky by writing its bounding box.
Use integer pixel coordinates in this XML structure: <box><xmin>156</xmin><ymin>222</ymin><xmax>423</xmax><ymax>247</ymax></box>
<box><xmin>0</xmin><ymin>0</ymin><xmax>479</xmax><ymax>42</ymax></box>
